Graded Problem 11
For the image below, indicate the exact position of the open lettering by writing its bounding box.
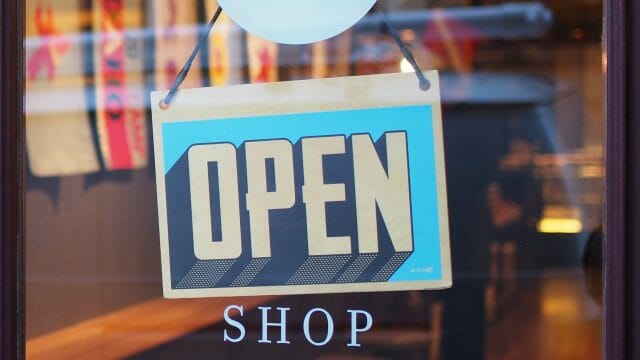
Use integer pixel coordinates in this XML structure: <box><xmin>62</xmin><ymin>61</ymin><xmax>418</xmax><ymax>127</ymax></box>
<box><xmin>188</xmin><ymin>132</ymin><xmax>414</xmax><ymax>260</ymax></box>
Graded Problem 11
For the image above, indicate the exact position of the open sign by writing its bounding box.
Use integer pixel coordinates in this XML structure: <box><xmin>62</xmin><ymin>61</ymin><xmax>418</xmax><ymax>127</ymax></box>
<box><xmin>152</xmin><ymin>72</ymin><xmax>451</xmax><ymax>298</ymax></box>
<box><xmin>187</xmin><ymin>131</ymin><xmax>413</xmax><ymax>260</ymax></box>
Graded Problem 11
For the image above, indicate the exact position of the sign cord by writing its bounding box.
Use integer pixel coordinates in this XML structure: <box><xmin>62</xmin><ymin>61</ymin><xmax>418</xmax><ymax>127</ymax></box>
<box><xmin>160</xmin><ymin>6</ymin><xmax>223</xmax><ymax>109</ymax></box>
<box><xmin>379</xmin><ymin>6</ymin><xmax>431</xmax><ymax>91</ymax></box>
<box><xmin>160</xmin><ymin>3</ymin><xmax>431</xmax><ymax>109</ymax></box>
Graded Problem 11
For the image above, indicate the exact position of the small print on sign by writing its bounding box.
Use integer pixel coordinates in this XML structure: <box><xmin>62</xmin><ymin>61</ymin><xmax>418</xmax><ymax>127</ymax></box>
<box><xmin>151</xmin><ymin>72</ymin><xmax>452</xmax><ymax>298</ymax></box>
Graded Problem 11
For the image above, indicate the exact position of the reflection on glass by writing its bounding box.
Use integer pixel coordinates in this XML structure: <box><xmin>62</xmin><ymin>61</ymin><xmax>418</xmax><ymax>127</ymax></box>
<box><xmin>25</xmin><ymin>0</ymin><xmax>603</xmax><ymax>359</ymax></box>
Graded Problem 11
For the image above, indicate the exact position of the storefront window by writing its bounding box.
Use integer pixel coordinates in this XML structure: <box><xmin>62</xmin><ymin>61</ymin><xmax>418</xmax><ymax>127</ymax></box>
<box><xmin>25</xmin><ymin>0</ymin><xmax>604</xmax><ymax>358</ymax></box>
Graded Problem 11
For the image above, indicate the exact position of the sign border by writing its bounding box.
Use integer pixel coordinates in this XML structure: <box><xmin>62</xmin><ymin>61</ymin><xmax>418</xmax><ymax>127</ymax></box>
<box><xmin>151</xmin><ymin>71</ymin><xmax>452</xmax><ymax>298</ymax></box>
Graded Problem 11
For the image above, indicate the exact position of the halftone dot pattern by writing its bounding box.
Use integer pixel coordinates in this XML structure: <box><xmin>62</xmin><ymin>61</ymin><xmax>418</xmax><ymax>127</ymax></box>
<box><xmin>336</xmin><ymin>254</ymin><xmax>377</xmax><ymax>283</ymax></box>
<box><xmin>372</xmin><ymin>252</ymin><xmax>411</xmax><ymax>282</ymax></box>
<box><xmin>176</xmin><ymin>260</ymin><xmax>236</xmax><ymax>289</ymax></box>
<box><xmin>286</xmin><ymin>255</ymin><xmax>351</xmax><ymax>285</ymax></box>
<box><xmin>230</xmin><ymin>258</ymin><xmax>270</xmax><ymax>287</ymax></box>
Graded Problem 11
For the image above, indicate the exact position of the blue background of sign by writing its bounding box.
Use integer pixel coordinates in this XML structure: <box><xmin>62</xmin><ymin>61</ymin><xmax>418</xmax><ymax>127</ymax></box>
<box><xmin>162</xmin><ymin>105</ymin><xmax>443</xmax><ymax>283</ymax></box>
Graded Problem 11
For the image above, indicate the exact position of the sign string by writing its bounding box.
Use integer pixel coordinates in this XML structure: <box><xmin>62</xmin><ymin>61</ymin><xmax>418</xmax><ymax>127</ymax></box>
<box><xmin>160</xmin><ymin>6</ymin><xmax>223</xmax><ymax>109</ymax></box>
<box><xmin>379</xmin><ymin>5</ymin><xmax>430</xmax><ymax>91</ymax></box>
<box><xmin>160</xmin><ymin>4</ymin><xmax>430</xmax><ymax>110</ymax></box>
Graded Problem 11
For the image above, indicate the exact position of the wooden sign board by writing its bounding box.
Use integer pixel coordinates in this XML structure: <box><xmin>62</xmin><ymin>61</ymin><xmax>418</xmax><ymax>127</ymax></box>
<box><xmin>151</xmin><ymin>72</ymin><xmax>452</xmax><ymax>298</ymax></box>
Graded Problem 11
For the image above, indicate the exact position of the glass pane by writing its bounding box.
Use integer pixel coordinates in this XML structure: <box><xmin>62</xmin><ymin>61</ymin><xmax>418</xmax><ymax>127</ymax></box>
<box><xmin>25</xmin><ymin>0</ymin><xmax>603</xmax><ymax>359</ymax></box>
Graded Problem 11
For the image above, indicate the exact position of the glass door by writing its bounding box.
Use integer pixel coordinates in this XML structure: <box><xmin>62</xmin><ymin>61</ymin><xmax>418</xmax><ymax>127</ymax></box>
<box><xmin>12</xmin><ymin>0</ymin><xmax>620</xmax><ymax>359</ymax></box>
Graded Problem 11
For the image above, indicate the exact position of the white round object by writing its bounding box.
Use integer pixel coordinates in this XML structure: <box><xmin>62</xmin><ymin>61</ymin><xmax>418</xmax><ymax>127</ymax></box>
<box><xmin>217</xmin><ymin>0</ymin><xmax>377</xmax><ymax>44</ymax></box>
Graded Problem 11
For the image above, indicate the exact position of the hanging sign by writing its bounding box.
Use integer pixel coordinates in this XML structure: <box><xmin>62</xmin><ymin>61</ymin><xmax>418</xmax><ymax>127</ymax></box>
<box><xmin>152</xmin><ymin>72</ymin><xmax>451</xmax><ymax>298</ymax></box>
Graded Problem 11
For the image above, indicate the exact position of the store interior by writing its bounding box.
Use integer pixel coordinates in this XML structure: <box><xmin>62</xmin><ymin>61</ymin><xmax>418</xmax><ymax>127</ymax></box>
<box><xmin>25</xmin><ymin>0</ymin><xmax>604</xmax><ymax>358</ymax></box>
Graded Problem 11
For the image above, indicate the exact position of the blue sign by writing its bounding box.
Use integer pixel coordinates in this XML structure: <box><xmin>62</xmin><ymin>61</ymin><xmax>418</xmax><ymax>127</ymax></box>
<box><xmin>152</xmin><ymin>73</ymin><xmax>451</xmax><ymax>298</ymax></box>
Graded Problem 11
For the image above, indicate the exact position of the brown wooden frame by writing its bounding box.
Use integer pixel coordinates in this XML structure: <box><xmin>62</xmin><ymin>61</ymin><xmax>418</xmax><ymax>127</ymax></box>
<box><xmin>0</xmin><ymin>0</ymin><xmax>24</xmax><ymax>359</ymax></box>
<box><xmin>605</xmin><ymin>0</ymin><xmax>640</xmax><ymax>359</ymax></box>
<box><xmin>0</xmin><ymin>0</ymin><xmax>636</xmax><ymax>358</ymax></box>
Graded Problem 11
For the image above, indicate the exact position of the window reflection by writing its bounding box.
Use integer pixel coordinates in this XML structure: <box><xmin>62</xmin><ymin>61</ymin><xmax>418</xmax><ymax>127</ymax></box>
<box><xmin>25</xmin><ymin>0</ymin><xmax>603</xmax><ymax>359</ymax></box>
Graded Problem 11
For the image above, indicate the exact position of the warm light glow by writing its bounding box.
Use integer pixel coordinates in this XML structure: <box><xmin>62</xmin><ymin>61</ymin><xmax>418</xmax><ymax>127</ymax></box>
<box><xmin>542</xmin><ymin>296</ymin><xmax>581</xmax><ymax>318</ymax></box>
<box><xmin>537</xmin><ymin>218</ymin><xmax>583</xmax><ymax>234</ymax></box>
<box><xmin>579</xmin><ymin>164</ymin><xmax>603</xmax><ymax>178</ymax></box>
<box><xmin>400</xmin><ymin>58</ymin><xmax>413</xmax><ymax>73</ymax></box>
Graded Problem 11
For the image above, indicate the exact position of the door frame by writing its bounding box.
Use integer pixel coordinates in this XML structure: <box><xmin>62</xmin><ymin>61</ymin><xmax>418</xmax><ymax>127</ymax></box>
<box><xmin>1</xmin><ymin>0</ymin><xmax>638</xmax><ymax>358</ymax></box>
<box><xmin>605</xmin><ymin>0</ymin><xmax>640</xmax><ymax>358</ymax></box>
<box><xmin>0</xmin><ymin>0</ymin><xmax>24</xmax><ymax>359</ymax></box>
